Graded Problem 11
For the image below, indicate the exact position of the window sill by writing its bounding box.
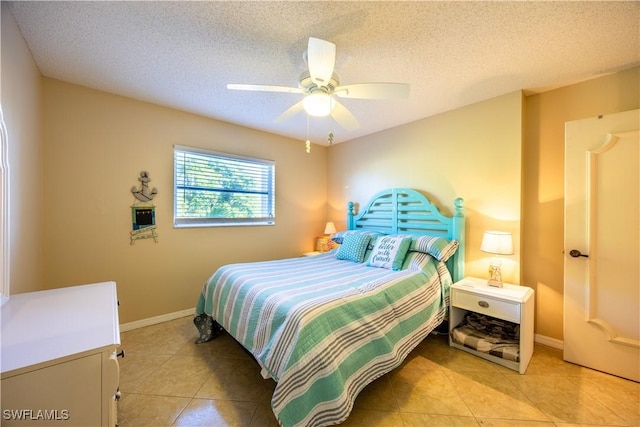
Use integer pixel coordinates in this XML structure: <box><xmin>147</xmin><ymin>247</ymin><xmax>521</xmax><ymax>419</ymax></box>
<box><xmin>173</xmin><ymin>221</ymin><xmax>275</xmax><ymax>228</ymax></box>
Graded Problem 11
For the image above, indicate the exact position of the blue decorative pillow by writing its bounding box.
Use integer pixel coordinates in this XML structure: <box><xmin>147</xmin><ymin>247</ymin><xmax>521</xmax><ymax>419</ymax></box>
<box><xmin>336</xmin><ymin>233</ymin><xmax>371</xmax><ymax>263</ymax></box>
<box><xmin>410</xmin><ymin>236</ymin><xmax>459</xmax><ymax>262</ymax></box>
<box><xmin>331</xmin><ymin>230</ymin><xmax>381</xmax><ymax>245</ymax></box>
<box><xmin>367</xmin><ymin>235</ymin><xmax>412</xmax><ymax>270</ymax></box>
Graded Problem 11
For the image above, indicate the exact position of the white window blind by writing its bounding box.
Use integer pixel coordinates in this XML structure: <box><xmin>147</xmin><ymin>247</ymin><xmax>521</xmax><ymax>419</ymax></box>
<box><xmin>174</xmin><ymin>145</ymin><xmax>275</xmax><ymax>227</ymax></box>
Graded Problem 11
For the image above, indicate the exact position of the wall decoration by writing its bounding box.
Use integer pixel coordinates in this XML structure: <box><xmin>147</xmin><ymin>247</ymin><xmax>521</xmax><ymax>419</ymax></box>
<box><xmin>130</xmin><ymin>171</ymin><xmax>158</xmax><ymax>244</ymax></box>
<box><xmin>131</xmin><ymin>171</ymin><xmax>158</xmax><ymax>202</ymax></box>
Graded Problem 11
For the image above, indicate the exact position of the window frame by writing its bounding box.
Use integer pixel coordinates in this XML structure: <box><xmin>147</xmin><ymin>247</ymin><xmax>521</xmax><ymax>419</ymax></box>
<box><xmin>0</xmin><ymin>107</ymin><xmax>9</xmax><ymax>306</ymax></box>
<box><xmin>173</xmin><ymin>145</ymin><xmax>275</xmax><ymax>228</ymax></box>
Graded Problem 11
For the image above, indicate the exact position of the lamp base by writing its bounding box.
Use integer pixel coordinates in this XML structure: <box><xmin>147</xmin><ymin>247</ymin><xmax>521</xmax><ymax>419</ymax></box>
<box><xmin>315</xmin><ymin>236</ymin><xmax>330</xmax><ymax>252</ymax></box>
<box><xmin>487</xmin><ymin>279</ymin><xmax>504</xmax><ymax>288</ymax></box>
<box><xmin>487</xmin><ymin>263</ymin><xmax>504</xmax><ymax>287</ymax></box>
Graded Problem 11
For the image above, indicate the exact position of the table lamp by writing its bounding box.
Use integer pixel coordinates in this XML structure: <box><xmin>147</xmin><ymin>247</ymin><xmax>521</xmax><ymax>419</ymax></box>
<box><xmin>324</xmin><ymin>222</ymin><xmax>337</xmax><ymax>235</ymax></box>
<box><xmin>316</xmin><ymin>222</ymin><xmax>337</xmax><ymax>252</ymax></box>
<box><xmin>480</xmin><ymin>231</ymin><xmax>513</xmax><ymax>287</ymax></box>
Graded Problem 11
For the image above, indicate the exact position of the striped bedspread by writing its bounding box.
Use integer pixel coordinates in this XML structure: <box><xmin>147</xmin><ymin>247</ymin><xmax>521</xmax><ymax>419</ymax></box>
<box><xmin>194</xmin><ymin>250</ymin><xmax>452</xmax><ymax>427</ymax></box>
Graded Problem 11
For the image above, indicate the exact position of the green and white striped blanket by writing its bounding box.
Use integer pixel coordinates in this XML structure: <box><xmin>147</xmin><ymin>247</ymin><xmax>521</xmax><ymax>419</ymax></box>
<box><xmin>195</xmin><ymin>250</ymin><xmax>452</xmax><ymax>427</ymax></box>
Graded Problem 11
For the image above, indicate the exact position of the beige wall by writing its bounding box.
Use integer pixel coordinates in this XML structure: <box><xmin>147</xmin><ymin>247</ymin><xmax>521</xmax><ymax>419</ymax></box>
<box><xmin>523</xmin><ymin>66</ymin><xmax>639</xmax><ymax>341</ymax></box>
<box><xmin>1</xmin><ymin>3</ymin><xmax>44</xmax><ymax>294</ymax></box>
<box><xmin>327</xmin><ymin>91</ymin><xmax>524</xmax><ymax>285</ymax></box>
<box><xmin>42</xmin><ymin>79</ymin><xmax>327</xmax><ymax>323</ymax></box>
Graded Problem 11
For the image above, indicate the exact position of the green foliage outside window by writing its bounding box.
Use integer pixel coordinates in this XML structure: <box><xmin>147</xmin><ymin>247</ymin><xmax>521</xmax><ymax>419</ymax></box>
<box><xmin>174</xmin><ymin>146</ymin><xmax>275</xmax><ymax>227</ymax></box>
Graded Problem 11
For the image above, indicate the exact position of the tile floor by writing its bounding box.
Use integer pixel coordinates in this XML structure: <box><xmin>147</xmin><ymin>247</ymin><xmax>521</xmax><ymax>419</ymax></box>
<box><xmin>118</xmin><ymin>316</ymin><xmax>639</xmax><ymax>427</ymax></box>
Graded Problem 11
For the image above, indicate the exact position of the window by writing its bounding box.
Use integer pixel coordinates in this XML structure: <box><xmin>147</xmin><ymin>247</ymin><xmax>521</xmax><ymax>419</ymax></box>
<box><xmin>174</xmin><ymin>145</ymin><xmax>275</xmax><ymax>227</ymax></box>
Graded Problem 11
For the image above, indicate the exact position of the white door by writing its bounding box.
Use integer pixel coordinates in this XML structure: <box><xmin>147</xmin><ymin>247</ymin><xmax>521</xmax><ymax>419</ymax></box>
<box><xmin>564</xmin><ymin>109</ymin><xmax>639</xmax><ymax>382</ymax></box>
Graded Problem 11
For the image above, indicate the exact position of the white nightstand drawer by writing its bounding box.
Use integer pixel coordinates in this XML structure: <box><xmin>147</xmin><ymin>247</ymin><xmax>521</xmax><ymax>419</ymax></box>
<box><xmin>452</xmin><ymin>289</ymin><xmax>521</xmax><ymax>323</ymax></box>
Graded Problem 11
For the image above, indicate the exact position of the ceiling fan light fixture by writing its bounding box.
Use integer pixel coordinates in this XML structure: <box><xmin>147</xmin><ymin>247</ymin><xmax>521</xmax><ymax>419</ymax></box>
<box><xmin>302</xmin><ymin>92</ymin><xmax>336</xmax><ymax>117</ymax></box>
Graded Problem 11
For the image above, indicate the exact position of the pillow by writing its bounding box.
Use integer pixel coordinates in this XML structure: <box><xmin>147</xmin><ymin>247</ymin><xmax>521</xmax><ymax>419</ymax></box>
<box><xmin>367</xmin><ymin>235</ymin><xmax>412</xmax><ymax>270</ymax></box>
<box><xmin>402</xmin><ymin>250</ymin><xmax>435</xmax><ymax>272</ymax></box>
<box><xmin>410</xmin><ymin>235</ymin><xmax>459</xmax><ymax>262</ymax></box>
<box><xmin>331</xmin><ymin>230</ymin><xmax>381</xmax><ymax>245</ymax></box>
<box><xmin>336</xmin><ymin>233</ymin><xmax>371</xmax><ymax>263</ymax></box>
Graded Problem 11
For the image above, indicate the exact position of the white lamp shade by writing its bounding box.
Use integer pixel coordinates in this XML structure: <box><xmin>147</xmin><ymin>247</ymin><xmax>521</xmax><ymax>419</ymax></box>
<box><xmin>324</xmin><ymin>221</ymin><xmax>337</xmax><ymax>235</ymax></box>
<box><xmin>302</xmin><ymin>93</ymin><xmax>336</xmax><ymax>117</ymax></box>
<box><xmin>480</xmin><ymin>231</ymin><xmax>514</xmax><ymax>255</ymax></box>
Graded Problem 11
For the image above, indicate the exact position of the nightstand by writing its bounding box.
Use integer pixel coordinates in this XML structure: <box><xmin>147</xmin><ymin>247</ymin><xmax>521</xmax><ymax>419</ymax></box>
<box><xmin>449</xmin><ymin>276</ymin><xmax>534</xmax><ymax>374</ymax></box>
<box><xmin>303</xmin><ymin>251</ymin><xmax>322</xmax><ymax>257</ymax></box>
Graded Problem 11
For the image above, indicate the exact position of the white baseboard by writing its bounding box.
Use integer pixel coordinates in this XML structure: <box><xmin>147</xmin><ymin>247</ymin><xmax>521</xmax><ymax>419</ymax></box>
<box><xmin>120</xmin><ymin>308</ymin><xmax>194</xmax><ymax>332</ymax></box>
<box><xmin>535</xmin><ymin>334</ymin><xmax>563</xmax><ymax>350</ymax></box>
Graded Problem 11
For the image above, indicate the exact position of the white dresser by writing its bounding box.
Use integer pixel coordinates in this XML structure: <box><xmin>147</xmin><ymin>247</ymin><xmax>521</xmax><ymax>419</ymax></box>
<box><xmin>1</xmin><ymin>282</ymin><xmax>121</xmax><ymax>426</ymax></box>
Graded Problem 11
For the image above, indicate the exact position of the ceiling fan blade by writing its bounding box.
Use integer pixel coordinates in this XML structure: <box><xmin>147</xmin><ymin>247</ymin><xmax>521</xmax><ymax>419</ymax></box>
<box><xmin>331</xmin><ymin>102</ymin><xmax>359</xmax><ymax>131</ymax></box>
<box><xmin>334</xmin><ymin>83</ymin><xmax>410</xmax><ymax>99</ymax></box>
<box><xmin>227</xmin><ymin>83</ymin><xmax>303</xmax><ymax>94</ymax></box>
<box><xmin>307</xmin><ymin>37</ymin><xmax>336</xmax><ymax>87</ymax></box>
<box><xmin>275</xmin><ymin>101</ymin><xmax>304</xmax><ymax>123</ymax></box>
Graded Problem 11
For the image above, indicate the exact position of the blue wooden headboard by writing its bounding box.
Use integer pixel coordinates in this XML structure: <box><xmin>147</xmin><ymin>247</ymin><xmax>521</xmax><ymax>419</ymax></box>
<box><xmin>347</xmin><ymin>188</ymin><xmax>465</xmax><ymax>281</ymax></box>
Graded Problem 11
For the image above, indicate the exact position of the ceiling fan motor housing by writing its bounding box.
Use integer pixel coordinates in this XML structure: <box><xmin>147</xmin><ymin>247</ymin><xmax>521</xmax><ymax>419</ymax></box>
<box><xmin>298</xmin><ymin>71</ymin><xmax>339</xmax><ymax>94</ymax></box>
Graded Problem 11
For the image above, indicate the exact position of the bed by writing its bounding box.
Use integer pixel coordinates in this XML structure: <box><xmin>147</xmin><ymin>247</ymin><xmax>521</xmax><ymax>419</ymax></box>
<box><xmin>194</xmin><ymin>188</ymin><xmax>465</xmax><ymax>427</ymax></box>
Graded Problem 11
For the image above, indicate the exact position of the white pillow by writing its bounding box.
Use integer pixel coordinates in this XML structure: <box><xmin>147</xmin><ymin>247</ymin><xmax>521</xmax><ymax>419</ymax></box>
<box><xmin>367</xmin><ymin>235</ymin><xmax>412</xmax><ymax>270</ymax></box>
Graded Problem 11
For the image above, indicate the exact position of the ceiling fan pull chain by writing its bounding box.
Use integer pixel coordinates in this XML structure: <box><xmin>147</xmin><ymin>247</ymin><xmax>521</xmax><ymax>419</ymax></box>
<box><xmin>305</xmin><ymin>115</ymin><xmax>311</xmax><ymax>154</ymax></box>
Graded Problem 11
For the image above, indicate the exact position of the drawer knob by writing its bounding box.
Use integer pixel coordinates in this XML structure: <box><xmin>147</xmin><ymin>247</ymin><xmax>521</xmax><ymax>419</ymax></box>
<box><xmin>478</xmin><ymin>301</ymin><xmax>489</xmax><ymax>308</ymax></box>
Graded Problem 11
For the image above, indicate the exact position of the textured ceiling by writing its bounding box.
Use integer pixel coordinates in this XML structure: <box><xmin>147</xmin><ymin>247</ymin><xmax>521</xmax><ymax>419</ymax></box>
<box><xmin>6</xmin><ymin>1</ymin><xmax>640</xmax><ymax>145</ymax></box>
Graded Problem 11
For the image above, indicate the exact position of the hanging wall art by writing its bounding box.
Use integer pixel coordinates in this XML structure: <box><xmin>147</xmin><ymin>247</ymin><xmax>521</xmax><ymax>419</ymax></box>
<box><xmin>130</xmin><ymin>171</ymin><xmax>158</xmax><ymax>244</ymax></box>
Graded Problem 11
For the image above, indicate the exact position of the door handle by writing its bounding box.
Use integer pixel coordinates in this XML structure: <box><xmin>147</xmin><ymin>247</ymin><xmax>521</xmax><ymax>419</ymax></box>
<box><xmin>569</xmin><ymin>249</ymin><xmax>589</xmax><ymax>258</ymax></box>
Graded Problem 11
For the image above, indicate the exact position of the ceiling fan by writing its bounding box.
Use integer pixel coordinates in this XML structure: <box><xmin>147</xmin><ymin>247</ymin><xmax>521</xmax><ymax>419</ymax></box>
<box><xmin>227</xmin><ymin>37</ymin><xmax>410</xmax><ymax>131</ymax></box>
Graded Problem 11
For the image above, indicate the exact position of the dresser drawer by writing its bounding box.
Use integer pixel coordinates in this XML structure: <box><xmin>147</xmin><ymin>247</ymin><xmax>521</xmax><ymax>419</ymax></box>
<box><xmin>451</xmin><ymin>290</ymin><xmax>521</xmax><ymax>323</ymax></box>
